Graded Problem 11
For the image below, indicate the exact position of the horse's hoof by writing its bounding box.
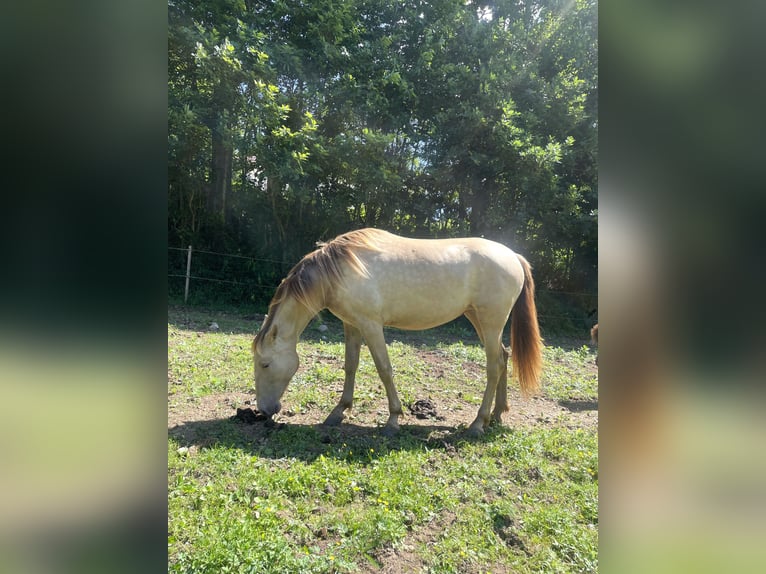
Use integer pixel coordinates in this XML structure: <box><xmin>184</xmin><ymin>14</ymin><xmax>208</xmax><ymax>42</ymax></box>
<box><xmin>322</xmin><ymin>414</ymin><xmax>344</xmax><ymax>426</ymax></box>
<box><xmin>466</xmin><ymin>425</ymin><xmax>484</xmax><ymax>438</ymax></box>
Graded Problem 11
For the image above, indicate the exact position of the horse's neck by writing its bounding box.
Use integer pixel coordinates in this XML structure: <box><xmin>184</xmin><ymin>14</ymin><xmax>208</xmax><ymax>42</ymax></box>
<box><xmin>274</xmin><ymin>295</ymin><xmax>316</xmax><ymax>343</ymax></box>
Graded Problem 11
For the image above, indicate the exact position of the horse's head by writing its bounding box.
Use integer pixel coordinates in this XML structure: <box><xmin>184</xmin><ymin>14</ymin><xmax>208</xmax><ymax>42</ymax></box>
<box><xmin>252</xmin><ymin>323</ymin><xmax>299</xmax><ymax>417</ymax></box>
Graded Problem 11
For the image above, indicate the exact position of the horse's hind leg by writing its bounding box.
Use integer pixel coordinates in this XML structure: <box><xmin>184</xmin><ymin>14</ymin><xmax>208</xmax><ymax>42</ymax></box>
<box><xmin>465</xmin><ymin>310</ymin><xmax>507</xmax><ymax>434</ymax></box>
<box><xmin>324</xmin><ymin>323</ymin><xmax>362</xmax><ymax>426</ymax></box>
<box><xmin>492</xmin><ymin>345</ymin><xmax>510</xmax><ymax>424</ymax></box>
<box><xmin>464</xmin><ymin>311</ymin><xmax>509</xmax><ymax>423</ymax></box>
<box><xmin>466</xmin><ymin>316</ymin><xmax>507</xmax><ymax>436</ymax></box>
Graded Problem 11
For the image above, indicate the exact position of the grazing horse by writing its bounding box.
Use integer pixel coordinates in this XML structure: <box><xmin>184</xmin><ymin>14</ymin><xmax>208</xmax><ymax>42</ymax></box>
<box><xmin>252</xmin><ymin>228</ymin><xmax>543</xmax><ymax>436</ymax></box>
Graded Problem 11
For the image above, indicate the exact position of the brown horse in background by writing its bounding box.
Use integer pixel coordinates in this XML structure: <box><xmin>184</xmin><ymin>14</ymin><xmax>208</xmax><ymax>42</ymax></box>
<box><xmin>591</xmin><ymin>323</ymin><xmax>599</xmax><ymax>365</ymax></box>
<box><xmin>252</xmin><ymin>228</ymin><xmax>543</xmax><ymax>437</ymax></box>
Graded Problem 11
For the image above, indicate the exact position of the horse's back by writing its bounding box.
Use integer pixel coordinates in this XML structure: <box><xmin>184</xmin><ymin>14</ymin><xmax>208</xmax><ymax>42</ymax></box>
<box><xmin>327</xmin><ymin>232</ymin><xmax>525</xmax><ymax>330</ymax></box>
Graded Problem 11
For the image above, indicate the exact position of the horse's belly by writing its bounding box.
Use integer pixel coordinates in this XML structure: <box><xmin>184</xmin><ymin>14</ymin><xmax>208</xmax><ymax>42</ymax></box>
<box><xmin>329</xmin><ymin>280</ymin><xmax>470</xmax><ymax>330</ymax></box>
<box><xmin>381</xmin><ymin>295</ymin><xmax>468</xmax><ymax>330</ymax></box>
<box><xmin>385</xmin><ymin>312</ymin><xmax>463</xmax><ymax>330</ymax></box>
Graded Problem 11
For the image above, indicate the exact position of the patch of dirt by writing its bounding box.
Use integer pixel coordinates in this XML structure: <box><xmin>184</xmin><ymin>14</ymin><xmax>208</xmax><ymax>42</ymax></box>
<box><xmin>355</xmin><ymin>510</ymin><xmax>458</xmax><ymax>574</ymax></box>
<box><xmin>492</xmin><ymin>513</ymin><xmax>530</xmax><ymax>555</ymax></box>
<box><xmin>366</xmin><ymin>545</ymin><xmax>423</xmax><ymax>574</ymax></box>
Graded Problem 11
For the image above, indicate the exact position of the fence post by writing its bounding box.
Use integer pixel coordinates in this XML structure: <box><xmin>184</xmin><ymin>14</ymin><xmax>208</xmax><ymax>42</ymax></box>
<box><xmin>184</xmin><ymin>245</ymin><xmax>192</xmax><ymax>303</ymax></box>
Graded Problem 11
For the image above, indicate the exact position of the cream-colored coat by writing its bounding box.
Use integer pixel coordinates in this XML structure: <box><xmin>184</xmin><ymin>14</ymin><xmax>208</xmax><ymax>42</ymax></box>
<box><xmin>253</xmin><ymin>229</ymin><xmax>542</xmax><ymax>437</ymax></box>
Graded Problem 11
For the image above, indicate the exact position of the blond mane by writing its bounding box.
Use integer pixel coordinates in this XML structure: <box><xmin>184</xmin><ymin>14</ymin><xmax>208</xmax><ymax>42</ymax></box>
<box><xmin>253</xmin><ymin>229</ymin><xmax>385</xmax><ymax>350</ymax></box>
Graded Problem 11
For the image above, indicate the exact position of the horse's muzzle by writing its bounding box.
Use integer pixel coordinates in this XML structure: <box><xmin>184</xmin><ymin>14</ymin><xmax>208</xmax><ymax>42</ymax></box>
<box><xmin>257</xmin><ymin>400</ymin><xmax>282</xmax><ymax>418</ymax></box>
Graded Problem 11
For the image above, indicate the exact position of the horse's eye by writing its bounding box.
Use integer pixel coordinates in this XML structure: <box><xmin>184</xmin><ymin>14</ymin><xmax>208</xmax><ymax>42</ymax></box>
<box><xmin>260</xmin><ymin>362</ymin><xmax>270</xmax><ymax>369</ymax></box>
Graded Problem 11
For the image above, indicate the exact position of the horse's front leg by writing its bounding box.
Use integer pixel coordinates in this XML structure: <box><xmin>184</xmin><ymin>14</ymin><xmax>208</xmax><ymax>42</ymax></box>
<box><xmin>323</xmin><ymin>323</ymin><xmax>362</xmax><ymax>426</ymax></box>
<box><xmin>359</xmin><ymin>323</ymin><xmax>402</xmax><ymax>436</ymax></box>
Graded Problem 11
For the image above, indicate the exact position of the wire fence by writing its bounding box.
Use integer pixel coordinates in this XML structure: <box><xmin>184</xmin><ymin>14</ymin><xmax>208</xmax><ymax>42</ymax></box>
<box><xmin>168</xmin><ymin>246</ymin><xmax>289</xmax><ymax>266</ymax></box>
<box><xmin>168</xmin><ymin>245</ymin><xmax>294</xmax><ymax>306</ymax></box>
<box><xmin>168</xmin><ymin>246</ymin><xmax>597</xmax><ymax>326</ymax></box>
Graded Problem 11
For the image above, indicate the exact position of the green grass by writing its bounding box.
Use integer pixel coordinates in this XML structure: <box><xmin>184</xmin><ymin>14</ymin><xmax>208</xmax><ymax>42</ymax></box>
<box><xmin>168</xmin><ymin>306</ymin><xmax>598</xmax><ymax>573</ymax></box>
<box><xmin>542</xmin><ymin>345</ymin><xmax>599</xmax><ymax>401</ymax></box>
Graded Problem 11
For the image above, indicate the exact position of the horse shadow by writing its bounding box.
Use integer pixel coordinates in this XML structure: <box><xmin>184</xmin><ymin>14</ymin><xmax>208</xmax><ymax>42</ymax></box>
<box><xmin>168</xmin><ymin>415</ymin><xmax>512</xmax><ymax>464</ymax></box>
<box><xmin>557</xmin><ymin>398</ymin><xmax>598</xmax><ymax>412</ymax></box>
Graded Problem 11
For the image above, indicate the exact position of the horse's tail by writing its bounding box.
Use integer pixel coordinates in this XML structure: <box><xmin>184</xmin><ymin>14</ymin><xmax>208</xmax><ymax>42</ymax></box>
<box><xmin>510</xmin><ymin>255</ymin><xmax>543</xmax><ymax>396</ymax></box>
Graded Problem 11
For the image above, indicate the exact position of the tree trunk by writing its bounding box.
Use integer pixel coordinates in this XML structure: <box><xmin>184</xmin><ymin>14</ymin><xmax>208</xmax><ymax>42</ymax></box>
<box><xmin>467</xmin><ymin>179</ymin><xmax>489</xmax><ymax>236</ymax></box>
<box><xmin>267</xmin><ymin>175</ymin><xmax>286</xmax><ymax>247</ymax></box>
<box><xmin>208</xmin><ymin>117</ymin><xmax>233</xmax><ymax>224</ymax></box>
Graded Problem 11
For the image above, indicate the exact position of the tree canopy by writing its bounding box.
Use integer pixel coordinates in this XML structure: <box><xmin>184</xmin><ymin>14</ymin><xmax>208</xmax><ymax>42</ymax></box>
<box><xmin>169</xmin><ymin>0</ymin><xmax>597</xmax><ymax>309</ymax></box>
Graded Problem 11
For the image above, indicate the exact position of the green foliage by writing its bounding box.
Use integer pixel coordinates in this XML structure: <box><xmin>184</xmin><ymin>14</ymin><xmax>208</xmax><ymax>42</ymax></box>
<box><xmin>169</xmin><ymin>0</ymin><xmax>598</xmax><ymax>311</ymax></box>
